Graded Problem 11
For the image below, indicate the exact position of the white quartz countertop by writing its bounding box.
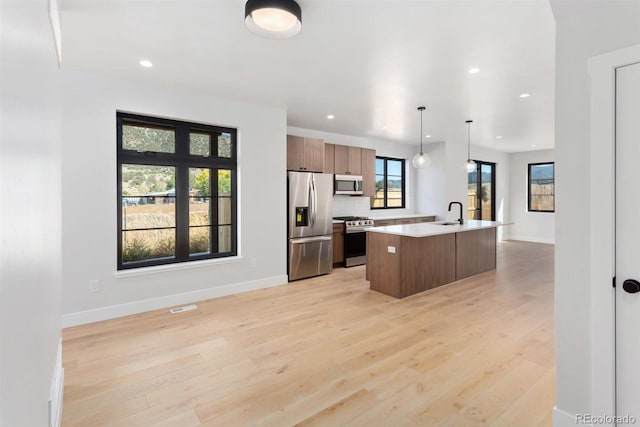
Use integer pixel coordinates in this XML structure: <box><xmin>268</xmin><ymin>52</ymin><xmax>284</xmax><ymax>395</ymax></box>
<box><xmin>369</xmin><ymin>213</ymin><xmax>437</xmax><ymax>220</ymax></box>
<box><xmin>367</xmin><ymin>220</ymin><xmax>505</xmax><ymax>238</ymax></box>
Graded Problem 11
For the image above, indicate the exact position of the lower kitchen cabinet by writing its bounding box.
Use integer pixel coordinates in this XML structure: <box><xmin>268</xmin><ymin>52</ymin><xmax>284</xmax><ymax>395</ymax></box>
<box><xmin>374</xmin><ymin>219</ymin><xmax>397</xmax><ymax>226</ymax></box>
<box><xmin>332</xmin><ymin>223</ymin><xmax>344</xmax><ymax>266</ymax></box>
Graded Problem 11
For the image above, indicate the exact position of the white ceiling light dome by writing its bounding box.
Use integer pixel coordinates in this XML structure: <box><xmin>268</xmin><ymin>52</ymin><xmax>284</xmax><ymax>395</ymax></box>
<box><xmin>245</xmin><ymin>0</ymin><xmax>302</xmax><ymax>39</ymax></box>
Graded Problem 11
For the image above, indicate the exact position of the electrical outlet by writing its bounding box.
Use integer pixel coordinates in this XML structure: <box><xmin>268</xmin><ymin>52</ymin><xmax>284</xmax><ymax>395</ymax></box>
<box><xmin>250</xmin><ymin>258</ymin><xmax>257</xmax><ymax>268</ymax></box>
<box><xmin>387</xmin><ymin>246</ymin><xmax>396</xmax><ymax>253</ymax></box>
<box><xmin>89</xmin><ymin>280</ymin><xmax>100</xmax><ymax>293</ymax></box>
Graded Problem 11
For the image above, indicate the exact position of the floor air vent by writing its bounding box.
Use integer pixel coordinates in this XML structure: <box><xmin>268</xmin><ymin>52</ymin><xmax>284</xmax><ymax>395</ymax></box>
<box><xmin>170</xmin><ymin>304</ymin><xmax>197</xmax><ymax>314</ymax></box>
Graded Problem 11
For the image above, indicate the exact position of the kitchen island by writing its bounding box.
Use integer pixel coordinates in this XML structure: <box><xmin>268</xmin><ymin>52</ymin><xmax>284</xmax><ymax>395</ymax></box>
<box><xmin>365</xmin><ymin>220</ymin><xmax>503</xmax><ymax>298</ymax></box>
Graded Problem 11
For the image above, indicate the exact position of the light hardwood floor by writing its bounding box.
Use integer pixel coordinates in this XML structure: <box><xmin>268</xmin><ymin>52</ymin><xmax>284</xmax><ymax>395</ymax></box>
<box><xmin>62</xmin><ymin>241</ymin><xmax>554</xmax><ymax>426</ymax></box>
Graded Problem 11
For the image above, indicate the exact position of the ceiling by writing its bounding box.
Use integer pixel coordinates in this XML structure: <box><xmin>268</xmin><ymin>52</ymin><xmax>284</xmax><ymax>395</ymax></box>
<box><xmin>60</xmin><ymin>0</ymin><xmax>555</xmax><ymax>153</ymax></box>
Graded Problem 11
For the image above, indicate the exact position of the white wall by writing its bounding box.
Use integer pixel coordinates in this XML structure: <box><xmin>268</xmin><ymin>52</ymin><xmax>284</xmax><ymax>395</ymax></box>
<box><xmin>0</xmin><ymin>1</ymin><xmax>63</xmax><ymax>425</ymax></box>
<box><xmin>507</xmin><ymin>149</ymin><xmax>555</xmax><ymax>244</ymax></box>
<box><xmin>415</xmin><ymin>142</ymin><xmax>447</xmax><ymax>219</ymax></box>
<box><xmin>61</xmin><ymin>70</ymin><xmax>288</xmax><ymax>326</ymax></box>
<box><xmin>549</xmin><ymin>0</ymin><xmax>640</xmax><ymax>424</ymax></box>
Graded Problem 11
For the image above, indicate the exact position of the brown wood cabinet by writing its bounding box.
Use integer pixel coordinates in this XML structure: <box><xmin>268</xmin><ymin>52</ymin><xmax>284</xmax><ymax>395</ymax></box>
<box><xmin>361</xmin><ymin>148</ymin><xmax>376</xmax><ymax>197</ymax></box>
<box><xmin>374</xmin><ymin>219</ymin><xmax>396</xmax><ymax>226</ymax></box>
<box><xmin>324</xmin><ymin>143</ymin><xmax>335</xmax><ymax>174</ymax></box>
<box><xmin>396</xmin><ymin>218</ymin><xmax>416</xmax><ymax>225</ymax></box>
<box><xmin>334</xmin><ymin>145</ymin><xmax>362</xmax><ymax>175</ymax></box>
<box><xmin>415</xmin><ymin>216</ymin><xmax>436</xmax><ymax>223</ymax></box>
<box><xmin>287</xmin><ymin>135</ymin><xmax>324</xmax><ymax>172</ymax></box>
<box><xmin>332</xmin><ymin>223</ymin><xmax>344</xmax><ymax>266</ymax></box>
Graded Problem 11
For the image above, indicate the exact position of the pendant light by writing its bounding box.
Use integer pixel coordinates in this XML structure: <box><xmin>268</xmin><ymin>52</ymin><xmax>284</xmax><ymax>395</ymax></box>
<box><xmin>412</xmin><ymin>106</ymin><xmax>431</xmax><ymax>169</ymax></box>
<box><xmin>465</xmin><ymin>120</ymin><xmax>476</xmax><ymax>172</ymax></box>
<box><xmin>245</xmin><ymin>0</ymin><xmax>302</xmax><ymax>39</ymax></box>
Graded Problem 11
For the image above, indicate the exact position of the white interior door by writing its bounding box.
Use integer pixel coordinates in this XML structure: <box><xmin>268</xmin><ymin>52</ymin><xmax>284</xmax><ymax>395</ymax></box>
<box><xmin>616</xmin><ymin>61</ymin><xmax>640</xmax><ymax>419</ymax></box>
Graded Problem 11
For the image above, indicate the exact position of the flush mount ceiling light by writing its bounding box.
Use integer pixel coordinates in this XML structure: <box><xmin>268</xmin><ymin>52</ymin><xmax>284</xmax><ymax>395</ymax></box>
<box><xmin>465</xmin><ymin>120</ymin><xmax>476</xmax><ymax>172</ymax></box>
<box><xmin>245</xmin><ymin>0</ymin><xmax>302</xmax><ymax>39</ymax></box>
<box><xmin>139</xmin><ymin>59</ymin><xmax>153</xmax><ymax>68</ymax></box>
<box><xmin>520</xmin><ymin>93</ymin><xmax>531</xmax><ymax>98</ymax></box>
<box><xmin>412</xmin><ymin>106</ymin><xmax>431</xmax><ymax>169</ymax></box>
<box><xmin>468</xmin><ymin>67</ymin><xmax>480</xmax><ymax>74</ymax></box>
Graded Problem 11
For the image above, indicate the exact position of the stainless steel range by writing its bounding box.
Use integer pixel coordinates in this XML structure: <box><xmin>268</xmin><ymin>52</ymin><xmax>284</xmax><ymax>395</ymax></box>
<box><xmin>334</xmin><ymin>216</ymin><xmax>375</xmax><ymax>267</ymax></box>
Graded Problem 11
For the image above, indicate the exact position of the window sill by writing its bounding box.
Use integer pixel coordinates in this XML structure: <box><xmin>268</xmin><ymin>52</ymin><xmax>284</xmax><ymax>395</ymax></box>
<box><xmin>114</xmin><ymin>256</ymin><xmax>243</xmax><ymax>279</ymax></box>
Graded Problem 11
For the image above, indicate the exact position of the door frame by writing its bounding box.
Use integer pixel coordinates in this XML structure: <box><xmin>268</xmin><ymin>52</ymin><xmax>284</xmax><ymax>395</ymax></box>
<box><xmin>588</xmin><ymin>43</ymin><xmax>640</xmax><ymax>420</ymax></box>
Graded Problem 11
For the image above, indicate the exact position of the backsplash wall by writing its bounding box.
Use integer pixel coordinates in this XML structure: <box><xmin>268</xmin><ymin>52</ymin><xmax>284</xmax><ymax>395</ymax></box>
<box><xmin>332</xmin><ymin>196</ymin><xmax>371</xmax><ymax>217</ymax></box>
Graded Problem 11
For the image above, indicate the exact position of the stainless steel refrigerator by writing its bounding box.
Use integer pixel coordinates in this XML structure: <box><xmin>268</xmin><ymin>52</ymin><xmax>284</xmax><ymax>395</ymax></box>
<box><xmin>287</xmin><ymin>172</ymin><xmax>333</xmax><ymax>281</ymax></box>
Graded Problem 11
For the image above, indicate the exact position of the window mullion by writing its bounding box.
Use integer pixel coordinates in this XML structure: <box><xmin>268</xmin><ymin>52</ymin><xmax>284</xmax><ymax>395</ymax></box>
<box><xmin>175</xmin><ymin>124</ymin><xmax>190</xmax><ymax>260</ymax></box>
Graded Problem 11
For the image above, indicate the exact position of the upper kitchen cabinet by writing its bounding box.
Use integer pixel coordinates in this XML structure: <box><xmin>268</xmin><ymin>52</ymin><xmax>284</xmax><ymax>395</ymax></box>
<box><xmin>334</xmin><ymin>145</ymin><xmax>362</xmax><ymax>175</ymax></box>
<box><xmin>324</xmin><ymin>143</ymin><xmax>335</xmax><ymax>174</ymax></box>
<box><xmin>287</xmin><ymin>135</ymin><xmax>324</xmax><ymax>172</ymax></box>
<box><xmin>361</xmin><ymin>148</ymin><xmax>376</xmax><ymax>197</ymax></box>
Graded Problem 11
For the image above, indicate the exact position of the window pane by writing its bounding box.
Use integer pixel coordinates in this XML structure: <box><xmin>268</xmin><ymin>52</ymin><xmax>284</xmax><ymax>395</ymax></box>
<box><xmin>122</xmin><ymin>123</ymin><xmax>175</xmax><ymax>153</ymax></box>
<box><xmin>122</xmin><ymin>229</ymin><xmax>175</xmax><ymax>263</ymax></box>
<box><xmin>387</xmin><ymin>160</ymin><xmax>402</xmax><ymax>176</ymax></box>
<box><xmin>218</xmin><ymin>198</ymin><xmax>231</xmax><ymax>225</ymax></box>
<box><xmin>121</xmin><ymin>165</ymin><xmax>175</xmax><ymax>230</ymax></box>
<box><xmin>481</xmin><ymin>164</ymin><xmax>493</xmax><ymax>220</ymax></box>
<box><xmin>218</xmin><ymin>133</ymin><xmax>232</xmax><ymax>158</ymax></box>
<box><xmin>376</xmin><ymin>158</ymin><xmax>384</xmax><ymax>175</ymax></box>
<box><xmin>372</xmin><ymin>198</ymin><xmax>384</xmax><ymax>208</ymax></box>
<box><xmin>218</xmin><ymin>169</ymin><xmax>231</xmax><ymax>196</ymax></box>
<box><xmin>189</xmin><ymin>226</ymin><xmax>210</xmax><ymax>255</ymax></box>
<box><xmin>530</xmin><ymin>163</ymin><xmax>555</xmax><ymax>211</ymax></box>
<box><xmin>190</xmin><ymin>132</ymin><xmax>210</xmax><ymax>157</ymax></box>
<box><xmin>387</xmin><ymin>178</ymin><xmax>401</xmax><ymax>190</ymax></box>
<box><xmin>190</xmin><ymin>197</ymin><xmax>210</xmax><ymax>226</ymax></box>
<box><xmin>190</xmin><ymin>167</ymin><xmax>210</xmax><ymax>197</ymax></box>
<box><xmin>218</xmin><ymin>225</ymin><xmax>232</xmax><ymax>252</ymax></box>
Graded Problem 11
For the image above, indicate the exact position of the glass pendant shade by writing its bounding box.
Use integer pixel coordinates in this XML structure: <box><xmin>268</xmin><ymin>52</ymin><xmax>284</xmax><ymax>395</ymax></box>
<box><xmin>413</xmin><ymin>106</ymin><xmax>431</xmax><ymax>169</ymax></box>
<box><xmin>466</xmin><ymin>159</ymin><xmax>476</xmax><ymax>172</ymax></box>
<box><xmin>413</xmin><ymin>152</ymin><xmax>431</xmax><ymax>168</ymax></box>
<box><xmin>245</xmin><ymin>0</ymin><xmax>302</xmax><ymax>39</ymax></box>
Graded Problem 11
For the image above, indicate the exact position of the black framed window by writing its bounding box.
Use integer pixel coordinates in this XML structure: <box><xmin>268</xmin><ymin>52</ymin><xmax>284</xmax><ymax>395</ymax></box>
<box><xmin>528</xmin><ymin>162</ymin><xmax>555</xmax><ymax>212</ymax></box>
<box><xmin>117</xmin><ymin>112</ymin><xmax>237</xmax><ymax>270</ymax></box>
<box><xmin>372</xmin><ymin>156</ymin><xmax>405</xmax><ymax>209</ymax></box>
<box><xmin>467</xmin><ymin>160</ymin><xmax>496</xmax><ymax>220</ymax></box>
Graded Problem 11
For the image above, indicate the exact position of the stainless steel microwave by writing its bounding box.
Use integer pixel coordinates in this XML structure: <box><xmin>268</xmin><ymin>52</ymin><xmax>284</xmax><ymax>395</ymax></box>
<box><xmin>334</xmin><ymin>174</ymin><xmax>363</xmax><ymax>195</ymax></box>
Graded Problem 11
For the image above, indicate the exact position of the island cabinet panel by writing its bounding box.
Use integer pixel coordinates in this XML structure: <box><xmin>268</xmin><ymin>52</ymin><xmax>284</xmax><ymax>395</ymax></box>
<box><xmin>455</xmin><ymin>228</ymin><xmax>497</xmax><ymax>280</ymax></box>
<box><xmin>367</xmin><ymin>233</ymin><xmax>403</xmax><ymax>298</ymax></box>
<box><xmin>401</xmin><ymin>234</ymin><xmax>456</xmax><ymax>297</ymax></box>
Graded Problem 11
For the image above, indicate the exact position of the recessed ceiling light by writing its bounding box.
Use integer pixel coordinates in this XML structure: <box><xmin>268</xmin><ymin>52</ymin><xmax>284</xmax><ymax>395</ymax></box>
<box><xmin>519</xmin><ymin>93</ymin><xmax>531</xmax><ymax>98</ymax></box>
<box><xmin>468</xmin><ymin>67</ymin><xmax>480</xmax><ymax>74</ymax></box>
<box><xmin>140</xmin><ymin>60</ymin><xmax>153</xmax><ymax>68</ymax></box>
<box><xmin>496</xmin><ymin>136</ymin><xmax>503</xmax><ymax>139</ymax></box>
<box><xmin>326</xmin><ymin>114</ymin><xmax>335</xmax><ymax>120</ymax></box>
<box><xmin>531</xmin><ymin>144</ymin><xmax>537</xmax><ymax>147</ymax></box>
<box><xmin>425</xmin><ymin>135</ymin><xmax>431</xmax><ymax>138</ymax></box>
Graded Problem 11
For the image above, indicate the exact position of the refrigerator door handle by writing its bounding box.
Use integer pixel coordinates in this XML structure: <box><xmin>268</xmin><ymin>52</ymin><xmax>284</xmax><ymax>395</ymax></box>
<box><xmin>311</xmin><ymin>174</ymin><xmax>318</xmax><ymax>226</ymax></box>
<box><xmin>290</xmin><ymin>236</ymin><xmax>333</xmax><ymax>244</ymax></box>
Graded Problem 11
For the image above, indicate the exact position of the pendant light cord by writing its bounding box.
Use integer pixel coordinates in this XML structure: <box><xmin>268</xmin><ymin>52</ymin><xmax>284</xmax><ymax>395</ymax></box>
<box><xmin>418</xmin><ymin>106</ymin><xmax>426</xmax><ymax>155</ymax></box>
<box><xmin>466</xmin><ymin>119</ymin><xmax>473</xmax><ymax>161</ymax></box>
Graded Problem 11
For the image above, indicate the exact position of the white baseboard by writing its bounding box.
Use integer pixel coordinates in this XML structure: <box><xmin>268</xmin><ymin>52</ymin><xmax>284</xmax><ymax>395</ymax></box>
<box><xmin>62</xmin><ymin>274</ymin><xmax>288</xmax><ymax>327</ymax></box>
<box><xmin>553</xmin><ymin>406</ymin><xmax>583</xmax><ymax>426</ymax></box>
<box><xmin>504</xmin><ymin>235</ymin><xmax>555</xmax><ymax>245</ymax></box>
<box><xmin>49</xmin><ymin>339</ymin><xmax>64</xmax><ymax>427</ymax></box>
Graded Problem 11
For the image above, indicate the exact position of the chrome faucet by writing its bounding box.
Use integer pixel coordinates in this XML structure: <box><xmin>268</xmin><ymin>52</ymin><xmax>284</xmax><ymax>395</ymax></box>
<box><xmin>448</xmin><ymin>201</ymin><xmax>464</xmax><ymax>225</ymax></box>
